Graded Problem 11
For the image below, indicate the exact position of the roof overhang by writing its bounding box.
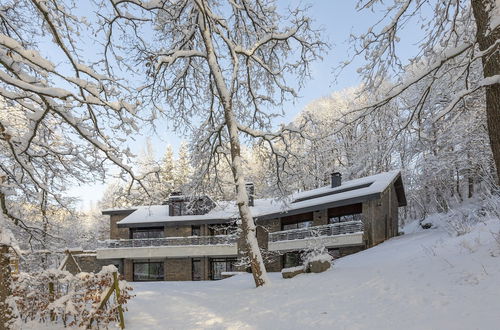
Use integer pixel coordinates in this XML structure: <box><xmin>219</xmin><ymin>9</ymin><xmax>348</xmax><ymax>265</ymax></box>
<box><xmin>102</xmin><ymin>208</ymin><xmax>137</xmax><ymax>216</ymax></box>
<box><xmin>117</xmin><ymin>217</ymin><xmax>236</xmax><ymax>228</ymax></box>
<box><xmin>256</xmin><ymin>192</ymin><xmax>381</xmax><ymax>222</ymax></box>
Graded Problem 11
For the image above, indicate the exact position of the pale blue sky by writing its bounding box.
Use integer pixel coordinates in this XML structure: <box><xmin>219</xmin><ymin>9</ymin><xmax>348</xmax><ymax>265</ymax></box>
<box><xmin>69</xmin><ymin>0</ymin><xmax>419</xmax><ymax>209</ymax></box>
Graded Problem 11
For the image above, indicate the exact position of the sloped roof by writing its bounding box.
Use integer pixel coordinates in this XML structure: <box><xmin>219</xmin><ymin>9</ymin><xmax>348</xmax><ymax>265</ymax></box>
<box><xmin>114</xmin><ymin>170</ymin><xmax>406</xmax><ymax>228</ymax></box>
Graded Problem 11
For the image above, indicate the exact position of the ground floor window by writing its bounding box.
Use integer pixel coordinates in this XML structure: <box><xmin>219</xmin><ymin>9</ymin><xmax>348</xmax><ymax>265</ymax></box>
<box><xmin>210</xmin><ymin>258</ymin><xmax>237</xmax><ymax>280</ymax></box>
<box><xmin>283</xmin><ymin>252</ymin><xmax>302</xmax><ymax>269</ymax></box>
<box><xmin>133</xmin><ymin>261</ymin><xmax>164</xmax><ymax>281</ymax></box>
<box><xmin>328</xmin><ymin>248</ymin><xmax>341</xmax><ymax>259</ymax></box>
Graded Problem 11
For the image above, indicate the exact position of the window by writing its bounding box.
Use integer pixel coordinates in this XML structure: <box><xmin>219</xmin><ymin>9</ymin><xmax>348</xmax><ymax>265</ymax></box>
<box><xmin>208</xmin><ymin>223</ymin><xmax>237</xmax><ymax>236</ymax></box>
<box><xmin>192</xmin><ymin>259</ymin><xmax>202</xmax><ymax>281</ymax></box>
<box><xmin>282</xmin><ymin>220</ymin><xmax>313</xmax><ymax>231</ymax></box>
<box><xmin>283</xmin><ymin>252</ymin><xmax>302</xmax><ymax>269</ymax></box>
<box><xmin>210</xmin><ymin>258</ymin><xmax>237</xmax><ymax>280</ymax></box>
<box><xmin>133</xmin><ymin>262</ymin><xmax>164</xmax><ymax>281</ymax></box>
<box><xmin>328</xmin><ymin>213</ymin><xmax>362</xmax><ymax>224</ymax></box>
<box><xmin>130</xmin><ymin>227</ymin><xmax>164</xmax><ymax>239</ymax></box>
<box><xmin>328</xmin><ymin>248</ymin><xmax>341</xmax><ymax>259</ymax></box>
<box><xmin>191</xmin><ymin>225</ymin><xmax>201</xmax><ymax>236</ymax></box>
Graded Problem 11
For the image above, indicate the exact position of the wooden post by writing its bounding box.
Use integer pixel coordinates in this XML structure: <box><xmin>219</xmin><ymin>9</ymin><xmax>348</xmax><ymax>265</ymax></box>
<box><xmin>0</xmin><ymin>244</ymin><xmax>15</xmax><ymax>329</ymax></box>
<box><xmin>87</xmin><ymin>272</ymin><xmax>125</xmax><ymax>329</ymax></box>
<box><xmin>113</xmin><ymin>272</ymin><xmax>125</xmax><ymax>329</ymax></box>
<box><xmin>48</xmin><ymin>282</ymin><xmax>55</xmax><ymax>321</ymax></box>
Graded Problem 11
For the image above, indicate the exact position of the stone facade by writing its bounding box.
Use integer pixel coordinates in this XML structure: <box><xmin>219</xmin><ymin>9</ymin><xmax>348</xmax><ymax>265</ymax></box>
<box><xmin>165</xmin><ymin>258</ymin><xmax>192</xmax><ymax>281</ymax></box>
<box><xmin>63</xmin><ymin>252</ymin><xmax>120</xmax><ymax>276</ymax></box>
<box><xmin>110</xmin><ymin>214</ymin><xmax>130</xmax><ymax>239</ymax></box>
<box><xmin>361</xmin><ymin>185</ymin><xmax>399</xmax><ymax>247</ymax></box>
<box><xmin>313</xmin><ymin>209</ymin><xmax>328</xmax><ymax>226</ymax></box>
<box><xmin>165</xmin><ymin>225</ymin><xmax>191</xmax><ymax>237</ymax></box>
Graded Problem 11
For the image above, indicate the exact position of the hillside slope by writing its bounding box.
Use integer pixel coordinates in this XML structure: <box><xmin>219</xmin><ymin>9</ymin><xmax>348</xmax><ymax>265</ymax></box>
<box><xmin>125</xmin><ymin>219</ymin><xmax>500</xmax><ymax>330</ymax></box>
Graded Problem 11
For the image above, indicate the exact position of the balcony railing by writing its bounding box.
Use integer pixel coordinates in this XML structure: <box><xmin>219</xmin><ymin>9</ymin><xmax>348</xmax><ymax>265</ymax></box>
<box><xmin>102</xmin><ymin>235</ymin><xmax>237</xmax><ymax>249</ymax></box>
<box><xmin>268</xmin><ymin>221</ymin><xmax>363</xmax><ymax>242</ymax></box>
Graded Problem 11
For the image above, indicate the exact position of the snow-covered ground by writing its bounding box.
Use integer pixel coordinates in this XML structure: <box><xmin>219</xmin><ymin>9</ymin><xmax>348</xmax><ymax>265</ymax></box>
<box><xmin>123</xmin><ymin>219</ymin><xmax>500</xmax><ymax>330</ymax></box>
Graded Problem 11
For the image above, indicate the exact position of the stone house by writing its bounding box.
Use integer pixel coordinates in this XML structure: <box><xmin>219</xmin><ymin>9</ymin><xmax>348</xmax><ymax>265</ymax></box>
<box><xmin>97</xmin><ymin>170</ymin><xmax>406</xmax><ymax>281</ymax></box>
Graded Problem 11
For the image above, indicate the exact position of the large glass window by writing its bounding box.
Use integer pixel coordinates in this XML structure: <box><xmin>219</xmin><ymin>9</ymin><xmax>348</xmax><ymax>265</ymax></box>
<box><xmin>283</xmin><ymin>252</ymin><xmax>302</xmax><ymax>269</ymax></box>
<box><xmin>130</xmin><ymin>227</ymin><xmax>164</xmax><ymax>239</ymax></box>
<box><xmin>133</xmin><ymin>262</ymin><xmax>164</xmax><ymax>281</ymax></box>
<box><xmin>210</xmin><ymin>258</ymin><xmax>237</xmax><ymax>280</ymax></box>
<box><xmin>282</xmin><ymin>220</ymin><xmax>313</xmax><ymax>231</ymax></box>
<box><xmin>328</xmin><ymin>213</ymin><xmax>362</xmax><ymax>224</ymax></box>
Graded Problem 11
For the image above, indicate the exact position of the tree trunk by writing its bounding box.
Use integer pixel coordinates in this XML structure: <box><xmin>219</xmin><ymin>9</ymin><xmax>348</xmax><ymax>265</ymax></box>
<box><xmin>196</xmin><ymin>1</ymin><xmax>269</xmax><ymax>287</ymax></box>
<box><xmin>471</xmin><ymin>0</ymin><xmax>500</xmax><ymax>185</ymax></box>
<box><xmin>0</xmin><ymin>245</ymin><xmax>15</xmax><ymax>329</ymax></box>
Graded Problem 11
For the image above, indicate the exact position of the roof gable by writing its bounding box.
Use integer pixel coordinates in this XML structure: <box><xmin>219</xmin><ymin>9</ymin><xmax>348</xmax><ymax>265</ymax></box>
<box><xmin>113</xmin><ymin>170</ymin><xmax>406</xmax><ymax>227</ymax></box>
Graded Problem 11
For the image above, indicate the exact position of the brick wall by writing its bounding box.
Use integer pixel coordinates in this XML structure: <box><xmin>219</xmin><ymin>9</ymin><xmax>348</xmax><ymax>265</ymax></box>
<box><xmin>165</xmin><ymin>225</ymin><xmax>191</xmax><ymax>237</ymax></box>
<box><xmin>124</xmin><ymin>259</ymin><xmax>133</xmax><ymax>282</ymax></box>
<box><xmin>110</xmin><ymin>214</ymin><xmax>130</xmax><ymax>239</ymax></box>
<box><xmin>165</xmin><ymin>258</ymin><xmax>192</xmax><ymax>281</ymax></box>
<box><xmin>313</xmin><ymin>209</ymin><xmax>328</xmax><ymax>226</ymax></box>
<box><xmin>362</xmin><ymin>184</ymin><xmax>400</xmax><ymax>248</ymax></box>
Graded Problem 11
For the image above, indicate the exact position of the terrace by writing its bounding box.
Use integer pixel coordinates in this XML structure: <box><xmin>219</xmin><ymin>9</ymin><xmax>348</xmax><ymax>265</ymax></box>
<box><xmin>96</xmin><ymin>235</ymin><xmax>238</xmax><ymax>259</ymax></box>
<box><xmin>96</xmin><ymin>221</ymin><xmax>364</xmax><ymax>259</ymax></box>
<box><xmin>267</xmin><ymin>221</ymin><xmax>364</xmax><ymax>252</ymax></box>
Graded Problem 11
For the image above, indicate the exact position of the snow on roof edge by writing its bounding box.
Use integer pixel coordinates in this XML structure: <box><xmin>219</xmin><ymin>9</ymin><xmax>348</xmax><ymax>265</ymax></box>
<box><xmin>115</xmin><ymin>170</ymin><xmax>404</xmax><ymax>226</ymax></box>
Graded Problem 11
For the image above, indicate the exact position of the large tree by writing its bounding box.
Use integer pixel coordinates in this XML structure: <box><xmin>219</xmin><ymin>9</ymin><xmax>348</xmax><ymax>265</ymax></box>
<box><xmin>342</xmin><ymin>0</ymin><xmax>500</xmax><ymax>184</ymax></box>
<box><xmin>99</xmin><ymin>0</ymin><xmax>325</xmax><ymax>287</ymax></box>
<box><xmin>0</xmin><ymin>1</ymin><xmax>147</xmax><ymax>326</ymax></box>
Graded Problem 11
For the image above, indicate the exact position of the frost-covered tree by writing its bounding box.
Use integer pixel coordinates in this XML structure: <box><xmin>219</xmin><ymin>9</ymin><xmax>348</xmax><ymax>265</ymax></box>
<box><xmin>341</xmin><ymin>0</ymin><xmax>500</xmax><ymax>185</ymax></box>
<box><xmin>99</xmin><ymin>0</ymin><xmax>325</xmax><ymax>287</ymax></box>
<box><xmin>159</xmin><ymin>144</ymin><xmax>176</xmax><ymax>200</ymax></box>
<box><xmin>174</xmin><ymin>142</ymin><xmax>192</xmax><ymax>191</ymax></box>
<box><xmin>0</xmin><ymin>1</ymin><xmax>148</xmax><ymax>325</ymax></box>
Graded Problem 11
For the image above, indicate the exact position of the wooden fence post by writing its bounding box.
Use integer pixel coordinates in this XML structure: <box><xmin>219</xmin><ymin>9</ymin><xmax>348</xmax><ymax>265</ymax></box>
<box><xmin>88</xmin><ymin>272</ymin><xmax>125</xmax><ymax>329</ymax></box>
<box><xmin>0</xmin><ymin>244</ymin><xmax>15</xmax><ymax>329</ymax></box>
<box><xmin>48</xmin><ymin>282</ymin><xmax>55</xmax><ymax>321</ymax></box>
<box><xmin>113</xmin><ymin>272</ymin><xmax>125</xmax><ymax>329</ymax></box>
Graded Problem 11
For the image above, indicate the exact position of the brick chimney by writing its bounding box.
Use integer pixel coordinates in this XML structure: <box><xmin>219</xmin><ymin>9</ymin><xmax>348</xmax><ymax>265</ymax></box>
<box><xmin>245</xmin><ymin>182</ymin><xmax>255</xmax><ymax>207</ymax></box>
<box><xmin>168</xmin><ymin>191</ymin><xmax>184</xmax><ymax>216</ymax></box>
<box><xmin>331</xmin><ymin>172</ymin><xmax>342</xmax><ymax>188</ymax></box>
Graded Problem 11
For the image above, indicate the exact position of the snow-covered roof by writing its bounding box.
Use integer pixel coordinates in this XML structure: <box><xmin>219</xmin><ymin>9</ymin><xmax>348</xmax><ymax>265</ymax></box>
<box><xmin>102</xmin><ymin>206</ymin><xmax>137</xmax><ymax>215</ymax></box>
<box><xmin>114</xmin><ymin>170</ymin><xmax>406</xmax><ymax>228</ymax></box>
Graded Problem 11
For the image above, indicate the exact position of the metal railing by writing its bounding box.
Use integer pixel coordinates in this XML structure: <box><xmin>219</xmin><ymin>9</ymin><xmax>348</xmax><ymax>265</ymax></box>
<box><xmin>268</xmin><ymin>221</ymin><xmax>363</xmax><ymax>242</ymax></box>
<box><xmin>102</xmin><ymin>235</ymin><xmax>237</xmax><ymax>249</ymax></box>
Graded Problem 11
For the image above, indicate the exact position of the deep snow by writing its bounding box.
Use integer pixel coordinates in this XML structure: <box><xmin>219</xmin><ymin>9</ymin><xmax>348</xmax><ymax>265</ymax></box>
<box><xmin>121</xmin><ymin>219</ymin><xmax>500</xmax><ymax>330</ymax></box>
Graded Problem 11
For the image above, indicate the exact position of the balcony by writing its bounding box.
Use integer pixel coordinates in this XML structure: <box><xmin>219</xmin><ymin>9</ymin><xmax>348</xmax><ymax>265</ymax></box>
<box><xmin>96</xmin><ymin>235</ymin><xmax>238</xmax><ymax>259</ymax></box>
<box><xmin>268</xmin><ymin>221</ymin><xmax>363</xmax><ymax>252</ymax></box>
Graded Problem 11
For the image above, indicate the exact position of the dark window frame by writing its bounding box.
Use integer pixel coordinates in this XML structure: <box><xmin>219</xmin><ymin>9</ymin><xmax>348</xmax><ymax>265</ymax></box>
<box><xmin>191</xmin><ymin>225</ymin><xmax>201</xmax><ymax>236</ymax></box>
<box><xmin>133</xmin><ymin>261</ymin><xmax>164</xmax><ymax>281</ymax></box>
<box><xmin>328</xmin><ymin>213</ymin><xmax>363</xmax><ymax>224</ymax></box>
<box><xmin>130</xmin><ymin>227</ymin><xmax>164</xmax><ymax>239</ymax></box>
<box><xmin>281</xmin><ymin>220</ymin><xmax>313</xmax><ymax>231</ymax></box>
<box><xmin>209</xmin><ymin>257</ymin><xmax>237</xmax><ymax>280</ymax></box>
<box><xmin>282</xmin><ymin>251</ymin><xmax>302</xmax><ymax>269</ymax></box>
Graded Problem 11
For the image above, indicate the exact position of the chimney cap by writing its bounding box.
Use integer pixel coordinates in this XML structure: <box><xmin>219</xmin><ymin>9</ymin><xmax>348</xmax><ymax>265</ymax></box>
<box><xmin>330</xmin><ymin>172</ymin><xmax>342</xmax><ymax>188</ymax></box>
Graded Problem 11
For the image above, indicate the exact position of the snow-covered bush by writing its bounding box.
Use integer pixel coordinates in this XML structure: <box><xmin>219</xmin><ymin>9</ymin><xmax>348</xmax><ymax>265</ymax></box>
<box><xmin>11</xmin><ymin>266</ymin><xmax>133</xmax><ymax>328</ymax></box>
<box><xmin>419</xmin><ymin>196</ymin><xmax>500</xmax><ymax>237</ymax></box>
<box><xmin>302</xmin><ymin>248</ymin><xmax>333</xmax><ymax>269</ymax></box>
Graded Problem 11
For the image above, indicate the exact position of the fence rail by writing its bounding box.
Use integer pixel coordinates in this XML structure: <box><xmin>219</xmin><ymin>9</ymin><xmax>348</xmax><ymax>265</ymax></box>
<box><xmin>103</xmin><ymin>235</ymin><xmax>237</xmax><ymax>249</ymax></box>
<box><xmin>268</xmin><ymin>221</ymin><xmax>363</xmax><ymax>242</ymax></box>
